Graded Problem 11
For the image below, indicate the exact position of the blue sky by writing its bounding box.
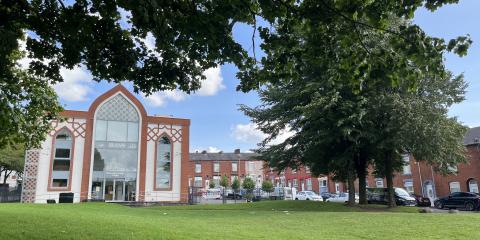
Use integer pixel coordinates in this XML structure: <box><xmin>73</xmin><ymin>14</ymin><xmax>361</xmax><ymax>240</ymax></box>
<box><xmin>52</xmin><ymin>1</ymin><xmax>480</xmax><ymax>153</ymax></box>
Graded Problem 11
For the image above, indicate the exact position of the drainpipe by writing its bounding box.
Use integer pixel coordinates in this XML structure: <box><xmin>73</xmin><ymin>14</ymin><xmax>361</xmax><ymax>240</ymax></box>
<box><xmin>417</xmin><ymin>162</ymin><xmax>424</xmax><ymax>197</ymax></box>
<box><xmin>430</xmin><ymin>166</ymin><xmax>437</xmax><ymax>199</ymax></box>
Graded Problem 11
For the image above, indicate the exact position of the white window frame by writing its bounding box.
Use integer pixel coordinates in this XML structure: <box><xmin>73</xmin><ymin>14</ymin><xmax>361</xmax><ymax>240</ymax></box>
<box><xmin>449</xmin><ymin>182</ymin><xmax>461</xmax><ymax>193</ymax></box>
<box><xmin>195</xmin><ymin>163</ymin><xmax>202</xmax><ymax>173</ymax></box>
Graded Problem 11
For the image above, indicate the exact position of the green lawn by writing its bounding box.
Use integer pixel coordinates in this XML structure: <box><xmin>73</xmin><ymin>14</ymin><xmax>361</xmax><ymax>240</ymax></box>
<box><xmin>0</xmin><ymin>201</ymin><xmax>478</xmax><ymax>240</ymax></box>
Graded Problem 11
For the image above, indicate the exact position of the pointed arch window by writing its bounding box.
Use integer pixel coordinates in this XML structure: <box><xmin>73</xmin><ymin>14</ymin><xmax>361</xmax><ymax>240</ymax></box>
<box><xmin>50</xmin><ymin>129</ymin><xmax>74</xmax><ymax>189</ymax></box>
<box><xmin>155</xmin><ymin>136</ymin><xmax>172</xmax><ymax>190</ymax></box>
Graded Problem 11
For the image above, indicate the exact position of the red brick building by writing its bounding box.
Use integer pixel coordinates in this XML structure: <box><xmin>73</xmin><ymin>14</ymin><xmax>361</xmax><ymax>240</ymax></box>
<box><xmin>187</xmin><ymin>150</ymin><xmax>265</xmax><ymax>189</ymax></box>
<box><xmin>263</xmin><ymin>127</ymin><xmax>480</xmax><ymax>202</ymax></box>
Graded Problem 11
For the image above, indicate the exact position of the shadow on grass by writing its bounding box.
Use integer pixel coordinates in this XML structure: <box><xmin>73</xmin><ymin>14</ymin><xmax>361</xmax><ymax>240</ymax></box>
<box><xmin>148</xmin><ymin>200</ymin><xmax>419</xmax><ymax>213</ymax></box>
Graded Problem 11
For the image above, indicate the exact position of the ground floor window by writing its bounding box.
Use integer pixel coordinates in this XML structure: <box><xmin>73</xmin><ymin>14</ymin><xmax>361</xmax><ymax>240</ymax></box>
<box><xmin>194</xmin><ymin>177</ymin><xmax>202</xmax><ymax>187</ymax></box>
<box><xmin>449</xmin><ymin>181</ymin><xmax>461</xmax><ymax>193</ymax></box>
<box><xmin>293</xmin><ymin>179</ymin><xmax>298</xmax><ymax>189</ymax></box>
<box><xmin>375</xmin><ymin>178</ymin><xmax>384</xmax><ymax>188</ymax></box>
<box><xmin>306</xmin><ymin>178</ymin><xmax>312</xmax><ymax>191</ymax></box>
<box><xmin>404</xmin><ymin>179</ymin><xmax>414</xmax><ymax>194</ymax></box>
<box><xmin>468</xmin><ymin>179</ymin><xmax>479</xmax><ymax>193</ymax></box>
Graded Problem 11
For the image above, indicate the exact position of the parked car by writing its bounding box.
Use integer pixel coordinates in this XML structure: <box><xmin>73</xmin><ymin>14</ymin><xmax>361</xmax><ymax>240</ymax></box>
<box><xmin>320</xmin><ymin>192</ymin><xmax>337</xmax><ymax>201</ymax></box>
<box><xmin>367</xmin><ymin>187</ymin><xmax>417</xmax><ymax>206</ymax></box>
<box><xmin>434</xmin><ymin>192</ymin><xmax>480</xmax><ymax>211</ymax></box>
<box><xmin>226</xmin><ymin>192</ymin><xmax>243</xmax><ymax>200</ymax></box>
<box><xmin>411</xmin><ymin>194</ymin><xmax>431</xmax><ymax>207</ymax></box>
<box><xmin>295</xmin><ymin>191</ymin><xmax>323</xmax><ymax>201</ymax></box>
<box><xmin>326</xmin><ymin>192</ymin><xmax>359</xmax><ymax>203</ymax></box>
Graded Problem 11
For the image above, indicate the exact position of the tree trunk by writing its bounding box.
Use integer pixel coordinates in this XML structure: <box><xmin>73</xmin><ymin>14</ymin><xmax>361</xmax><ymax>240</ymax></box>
<box><xmin>347</xmin><ymin>168</ymin><xmax>356</xmax><ymax>205</ymax></box>
<box><xmin>385</xmin><ymin>151</ymin><xmax>396</xmax><ymax>208</ymax></box>
<box><xmin>355</xmin><ymin>151</ymin><xmax>368</xmax><ymax>205</ymax></box>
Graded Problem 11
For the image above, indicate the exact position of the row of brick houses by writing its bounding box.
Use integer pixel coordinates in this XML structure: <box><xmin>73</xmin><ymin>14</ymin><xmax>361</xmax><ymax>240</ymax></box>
<box><xmin>262</xmin><ymin>127</ymin><xmax>480</xmax><ymax>202</ymax></box>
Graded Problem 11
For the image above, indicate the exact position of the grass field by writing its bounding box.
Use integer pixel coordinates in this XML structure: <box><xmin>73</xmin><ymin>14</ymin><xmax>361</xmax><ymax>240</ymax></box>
<box><xmin>1</xmin><ymin>201</ymin><xmax>479</xmax><ymax>240</ymax></box>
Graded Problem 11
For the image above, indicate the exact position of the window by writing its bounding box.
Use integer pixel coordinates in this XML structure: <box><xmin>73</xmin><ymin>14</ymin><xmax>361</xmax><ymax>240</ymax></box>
<box><xmin>404</xmin><ymin>179</ymin><xmax>414</xmax><ymax>194</ymax></box>
<box><xmin>280</xmin><ymin>177</ymin><xmax>285</xmax><ymax>187</ymax></box>
<box><xmin>213</xmin><ymin>176</ymin><xmax>220</xmax><ymax>187</ymax></box>
<box><xmin>214</xmin><ymin>163</ymin><xmax>220</xmax><ymax>173</ymax></box>
<box><xmin>449</xmin><ymin>182</ymin><xmax>461</xmax><ymax>193</ymax></box>
<box><xmin>155</xmin><ymin>136</ymin><xmax>172</xmax><ymax>189</ymax></box>
<box><xmin>293</xmin><ymin>179</ymin><xmax>298</xmax><ymax>188</ymax></box>
<box><xmin>231</xmin><ymin>162</ymin><xmax>238</xmax><ymax>172</ymax></box>
<box><xmin>319</xmin><ymin>179</ymin><xmax>328</xmax><ymax>193</ymax></box>
<box><xmin>51</xmin><ymin>130</ymin><xmax>73</xmax><ymax>189</ymax></box>
<box><xmin>248</xmin><ymin>161</ymin><xmax>255</xmax><ymax>173</ymax></box>
<box><xmin>375</xmin><ymin>178</ymin><xmax>384</xmax><ymax>188</ymax></box>
<box><xmin>306</xmin><ymin>178</ymin><xmax>312</xmax><ymax>191</ymax></box>
<box><xmin>288</xmin><ymin>180</ymin><xmax>292</xmax><ymax>187</ymax></box>
<box><xmin>335</xmin><ymin>182</ymin><xmax>340</xmax><ymax>193</ymax></box>
<box><xmin>195</xmin><ymin>163</ymin><xmax>202</xmax><ymax>173</ymax></box>
<box><xmin>468</xmin><ymin>179</ymin><xmax>479</xmax><ymax>193</ymax></box>
<box><xmin>402</xmin><ymin>154</ymin><xmax>411</xmax><ymax>175</ymax></box>
<box><xmin>194</xmin><ymin>177</ymin><xmax>202</xmax><ymax>187</ymax></box>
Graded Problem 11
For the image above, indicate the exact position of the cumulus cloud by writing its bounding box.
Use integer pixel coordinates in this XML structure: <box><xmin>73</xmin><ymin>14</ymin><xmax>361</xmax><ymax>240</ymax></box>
<box><xmin>142</xmin><ymin>66</ymin><xmax>225</xmax><ymax>107</ymax></box>
<box><xmin>196</xmin><ymin>67</ymin><xmax>225</xmax><ymax>96</ymax></box>
<box><xmin>232</xmin><ymin>123</ymin><xmax>295</xmax><ymax>145</ymax></box>
<box><xmin>54</xmin><ymin>66</ymin><xmax>93</xmax><ymax>102</ymax></box>
<box><xmin>193</xmin><ymin>146</ymin><xmax>223</xmax><ymax>153</ymax></box>
<box><xmin>142</xmin><ymin>89</ymin><xmax>187</xmax><ymax>107</ymax></box>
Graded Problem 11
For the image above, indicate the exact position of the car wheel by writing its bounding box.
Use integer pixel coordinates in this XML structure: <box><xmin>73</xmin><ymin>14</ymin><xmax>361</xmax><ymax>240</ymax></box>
<box><xmin>435</xmin><ymin>201</ymin><xmax>444</xmax><ymax>209</ymax></box>
<box><xmin>306</xmin><ymin>198</ymin><xmax>310</xmax><ymax>201</ymax></box>
<box><xmin>295</xmin><ymin>198</ymin><xmax>298</xmax><ymax>200</ymax></box>
<box><xmin>465</xmin><ymin>202</ymin><xmax>475</xmax><ymax>211</ymax></box>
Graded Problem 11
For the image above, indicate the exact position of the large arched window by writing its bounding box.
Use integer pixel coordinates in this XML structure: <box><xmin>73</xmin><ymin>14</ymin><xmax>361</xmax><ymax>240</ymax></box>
<box><xmin>155</xmin><ymin>136</ymin><xmax>172</xmax><ymax>190</ymax></box>
<box><xmin>50</xmin><ymin>129</ymin><xmax>73</xmax><ymax>189</ymax></box>
<box><xmin>91</xmin><ymin>94</ymin><xmax>140</xmax><ymax>201</ymax></box>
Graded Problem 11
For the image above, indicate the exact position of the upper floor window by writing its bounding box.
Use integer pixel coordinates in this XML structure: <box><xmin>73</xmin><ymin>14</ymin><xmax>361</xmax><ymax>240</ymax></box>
<box><xmin>195</xmin><ymin>163</ymin><xmax>202</xmax><ymax>173</ymax></box>
<box><xmin>213</xmin><ymin>163</ymin><xmax>220</xmax><ymax>173</ymax></box>
<box><xmin>248</xmin><ymin>161</ymin><xmax>255</xmax><ymax>173</ymax></box>
<box><xmin>231</xmin><ymin>162</ymin><xmax>238</xmax><ymax>172</ymax></box>
<box><xmin>155</xmin><ymin>136</ymin><xmax>171</xmax><ymax>189</ymax></box>
<box><xmin>375</xmin><ymin>178</ymin><xmax>384</xmax><ymax>188</ymax></box>
<box><xmin>51</xmin><ymin>130</ymin><xmax>73</xmax><ymax>188</ymax></box>
<box><xmin>402</xmin><ymin>154</ymin><xmax>411</xmax><ymax>175</ymax></box>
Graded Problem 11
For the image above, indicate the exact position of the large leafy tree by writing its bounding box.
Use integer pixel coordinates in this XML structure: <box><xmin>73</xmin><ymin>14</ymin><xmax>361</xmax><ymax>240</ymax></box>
<box><xmin>1</xmin><ymin>0</ymin><xmax>471</xmax><ymax>149</ymax></box>
<box><xmin>240</xmin><ymin>3</ymin><xmax>469</xmax><ymax>206</ymax></box>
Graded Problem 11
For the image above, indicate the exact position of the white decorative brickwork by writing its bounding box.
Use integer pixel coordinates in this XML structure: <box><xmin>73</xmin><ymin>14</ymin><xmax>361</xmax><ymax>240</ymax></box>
<box><xmin>96</xmin><ymin>94</ymin><xmax>139</xmax><ymax>122</ymax></box>
<box><xmin>21</xmin><ymin>150</ymin><xmax>40</xmax><ymax>203</ymax></box>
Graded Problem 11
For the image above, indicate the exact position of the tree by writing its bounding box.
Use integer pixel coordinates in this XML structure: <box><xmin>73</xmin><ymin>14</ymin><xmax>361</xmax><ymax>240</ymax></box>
<box><xmin>242</xmin><ymin>177</ymin><xmax>255</xmax><ymax>201</ymax></box>
<box><xmin>220</xmin><ymin>175</ymin><xmax>229</xmax><ymax>188</ymax></box>
<box><xmin>209</xmin><ymin>180</ymin><xmax>216</xmax><ymax>189</ymax></box>
<box><xmin>1</xmin><ymin>0</ymin><xmax>470</xmax><ymax>149</ymax></box>
<box><xmin>261</xmin><ymin>180</ymin><xmax>274</xmax><ymax>197</ymax></box>
<box><xmin>240</xmin><ymin>12</ymin><xmax>469</xmax><ymax>207</ymax></box>
<box><xmin>0</xmin><ymin>143</ymin><xmax>25</xmax><ymax>185</ymax></box>
<box><xmin>231</xmin><ymin>177</ymin><xmax>240</xmax><ymax>203</ymax></box>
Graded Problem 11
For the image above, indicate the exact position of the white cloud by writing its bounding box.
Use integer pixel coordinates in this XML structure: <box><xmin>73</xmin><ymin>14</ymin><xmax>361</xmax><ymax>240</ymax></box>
<box><xmin>54</xmin><ymin>66</ymin><xmax>93</xmax><ymax>102</ymax></box>
<box><xmin>196</xmin><ymin>67</ymin><xmax>225</xmax><ymax>96</ymax></box>
<box><xmin>142</xmin><ymin>89</ymin><xmax>187</xmax><ymax>107</ymax></box>
<box><xmin>232</xmin><ymin>123</ymin><xmax>295</xmax><ymax>145</ymax></box>
<box><xmin>142</xmin><ymin>66</ymin><xmax>225</xmax><ymax>107</ymax></box>
<box><xmin>193</xmin><ymin>146</ymin><xmax>222</xmax><ymax>153</ymax></box>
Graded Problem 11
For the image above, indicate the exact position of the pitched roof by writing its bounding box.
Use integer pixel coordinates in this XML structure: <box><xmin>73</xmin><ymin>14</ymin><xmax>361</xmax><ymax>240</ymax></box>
<box><xmin>464</xmin><ymin>127</ymin><xmax>480</xmax><ymax>145</ymax></box>
<box><xmin>189</xmin><ymin>152</ymin><xmax>260</xmax><ymax>161</ymax></box>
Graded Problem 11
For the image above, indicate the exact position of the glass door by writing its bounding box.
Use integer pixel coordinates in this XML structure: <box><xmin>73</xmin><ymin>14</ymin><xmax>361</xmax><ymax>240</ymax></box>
<box><xmin>104</xmin><ymin>179</ymin><xmax>114</xmax><ymax>201</ymax></box>
<box><xmin>114</xmin><ymin>179</ymin><xmax>125</xmax><ymax>201</ymax></box>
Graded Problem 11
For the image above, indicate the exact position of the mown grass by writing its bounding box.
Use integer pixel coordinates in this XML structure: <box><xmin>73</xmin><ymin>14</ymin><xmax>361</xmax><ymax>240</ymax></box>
<box><xmin>0</xmin><ymin>201</ymin><xmax>478</xmax><ymax>240</ymax></box>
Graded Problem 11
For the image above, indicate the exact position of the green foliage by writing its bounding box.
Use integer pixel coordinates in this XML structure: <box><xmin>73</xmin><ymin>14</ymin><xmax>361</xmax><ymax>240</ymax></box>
<box><xmin>231</xmin><ymin>177</ymin><xmax>240</xmax><ymax>191</ymax></box>
<box><xmin>220</xmin><ymin>175</ymin><xmax>229</xmax><ymax>188</ymax></box>
<box><xmin>209</xmin><ymin>180</ymin><xmax>216</xmax><ymax>189</ymax></box>
<box><xmin>261</xmin><ymin>180</ymin><xmax>274</xmax><ymax>193</ymax></box>
<box><xmin>0</xmin><ymin>143</ymin><xmax>25</xmax><ymax>183</ymax></box>
<box><xmin>242</xmin><ymin>177</ymin><xmax>255</xmax><ymax>192</ymax></box>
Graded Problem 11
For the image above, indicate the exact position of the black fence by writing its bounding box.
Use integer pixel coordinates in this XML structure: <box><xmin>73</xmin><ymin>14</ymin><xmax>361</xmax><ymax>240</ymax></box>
<box><xmin>0</xmin><ymin>187</ymin><xmax>21</xmax><ymax>203</ymax></box>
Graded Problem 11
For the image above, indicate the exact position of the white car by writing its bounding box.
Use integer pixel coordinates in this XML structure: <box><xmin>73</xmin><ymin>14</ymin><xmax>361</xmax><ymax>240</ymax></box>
<box><xmin>326</xmin><ymin>192</ymin><xmax>359</xmax><ymax>203</ymax></box>
<box><xmin>295</xmin><ymin>191</ymin><xmax>323</xmax><ymax>201</ymax></box>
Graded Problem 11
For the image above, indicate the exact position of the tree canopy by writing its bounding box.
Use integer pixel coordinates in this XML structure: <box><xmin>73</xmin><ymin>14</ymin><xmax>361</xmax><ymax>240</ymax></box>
<box><xmin>0</xmin><ymin>142</ymin><xmax>25</xmax><ymax>185</ymax></box>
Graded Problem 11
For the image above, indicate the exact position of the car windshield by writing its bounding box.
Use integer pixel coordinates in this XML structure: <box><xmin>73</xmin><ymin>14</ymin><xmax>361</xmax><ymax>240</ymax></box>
<box><xmin>306</xmin><ymin>192</ymin><xmax>315</xmax><ymax>195</ymax></box>
<box><xmin>395</xmin><ymin>188</ymin><xmax>410</xmax><ymax>197</ymax></box>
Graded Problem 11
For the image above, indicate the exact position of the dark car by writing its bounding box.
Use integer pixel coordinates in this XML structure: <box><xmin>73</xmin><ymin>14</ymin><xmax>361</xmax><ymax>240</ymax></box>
<box><xmin>434</xmin><ymin>192</ymin><xmax>480</xmax><ymax>211</ymax></box>
<box><xmin>320</xmin><ymin>192</ymin><xmax>337</xmax><ymax>201</ymax></box>
<box><xmin>367</xmin><ymin>187</ymin><xmax>417</xmax><ymax>206</ymax></box>
<box><xmin>411</xmin><ymin>194</ymin><xmax>431</xmax><ymax>207</ymax></box>
<box><xmin>226</xmin><ymin>192</ymin><xmax>242</xmax><ymax>200</ymax></box>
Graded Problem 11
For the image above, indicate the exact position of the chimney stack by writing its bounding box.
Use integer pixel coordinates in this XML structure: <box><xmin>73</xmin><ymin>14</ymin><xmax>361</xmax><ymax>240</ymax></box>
<box><xmin>201</xmin><ymin>150</ymin><xmax>207</xmax><ymax>154</ymax></box>
<box><xmin>234</xmin><ymin>149</ymin><xmax>240</xmax><ymax>154</ymax></box>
